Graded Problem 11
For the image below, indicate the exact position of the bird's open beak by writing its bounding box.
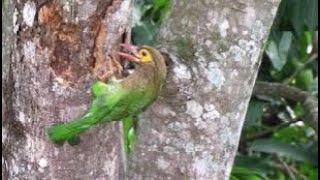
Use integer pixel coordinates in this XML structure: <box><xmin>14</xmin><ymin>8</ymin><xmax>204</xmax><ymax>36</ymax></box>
<box><xmin>116</xmin><ymin>44</ymin><xmax>141</xmax><ymax>62</ymax></box>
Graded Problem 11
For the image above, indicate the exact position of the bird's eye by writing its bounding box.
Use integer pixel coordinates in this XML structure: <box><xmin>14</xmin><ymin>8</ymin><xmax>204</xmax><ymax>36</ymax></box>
<box><xmin>139</xmin><ymin>48</ymin><xmax>152</xmax><ymax>62</ymax></box>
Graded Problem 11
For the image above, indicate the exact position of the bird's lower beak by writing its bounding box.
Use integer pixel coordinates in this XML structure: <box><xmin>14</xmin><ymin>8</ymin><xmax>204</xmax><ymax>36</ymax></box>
<box><xmin>116</xmin><ymin>44</ymin><xmax>141</xmax><ymax>62</ymax></box>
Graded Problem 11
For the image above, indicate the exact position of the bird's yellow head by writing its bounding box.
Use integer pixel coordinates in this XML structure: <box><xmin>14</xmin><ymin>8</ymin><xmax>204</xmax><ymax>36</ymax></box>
<box><xmin>138</xmin><ymin>48</ymin><xmax>153</xmax><ymax>63</ymax></box>
<box><xmin>117</xmin><ymin>44</ymin><xmax>154</xmax><ymax>64</ymax></box>
<box><xmin>117</xmin><ymin>43</ymin><xmax>167</xmax><ymax>81</ymax></box>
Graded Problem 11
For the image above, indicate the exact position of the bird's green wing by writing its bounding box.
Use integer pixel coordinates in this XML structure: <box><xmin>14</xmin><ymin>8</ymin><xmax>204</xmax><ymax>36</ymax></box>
<box><xmin>47</xmin><ymin>81</ymin><xmax>127</xmax><ymax>145</ymax></box>
<box><xmin>48</xmin><ymin>81</ymin><xmax>155</xmax><ymax>145</ymax></box>
<box><xmin>90</xmin><ymin>80</ymin><xmax>120</xmax><ymax>97</ymax></box>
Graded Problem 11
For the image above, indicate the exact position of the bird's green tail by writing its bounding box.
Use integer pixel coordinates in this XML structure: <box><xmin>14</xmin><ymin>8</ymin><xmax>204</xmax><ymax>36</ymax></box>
<box><xmin>122</xmin><ymin>117</ymin><xmax>137</xmax><ymax>156</ymax></box>
<box><xmin>47</xmin><ymin>112</ymin><xmax>103</xmax><ymax>145</ymax></box>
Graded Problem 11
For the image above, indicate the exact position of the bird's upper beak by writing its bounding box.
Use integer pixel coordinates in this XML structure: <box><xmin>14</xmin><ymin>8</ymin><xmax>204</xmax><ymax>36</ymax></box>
<box><xmin>116</xmin><ymin>44</ymin><xmax>141</xmax><ymax>63</ymax></box>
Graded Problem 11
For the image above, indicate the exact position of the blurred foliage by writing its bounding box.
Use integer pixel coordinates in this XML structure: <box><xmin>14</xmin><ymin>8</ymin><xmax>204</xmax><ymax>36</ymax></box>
<box><xmin>236</xmin><ymin>0</ymin><xmax>318</xmax><ymax>179</ymax></box>
<box><xmin>271</xmin><ymin>0</ymin><xmax>318</xmax><ymax>34</ymax></box>
<box><xmin>131</xmin><ymin>0</ymin><xmax>318</xmax><ymax>179</ymax></box>
<box><xmin>132</xmin><ymin>0</ymin><xmax>171</xmax><ymax>45</ymax></box>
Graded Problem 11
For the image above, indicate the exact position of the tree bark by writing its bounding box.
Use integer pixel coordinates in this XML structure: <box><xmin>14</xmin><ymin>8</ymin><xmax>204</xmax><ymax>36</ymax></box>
<box><xmin>2</xmin><ymin>0</ymin><xmax>132</xmax><ymax>179</ymax></box>
<box><xmin>128</xmin><ymin>0</ymin><xmax>281</xmax><ymax>179</ymax></box>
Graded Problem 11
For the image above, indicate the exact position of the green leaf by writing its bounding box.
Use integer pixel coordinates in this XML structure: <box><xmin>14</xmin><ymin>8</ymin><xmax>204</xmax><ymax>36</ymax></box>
<box><xmin>298</xmin><ymin>162</ymin><xmax>318</xmax><ymax>180</ymax></box>
<box><xmin>234</xmin><ymin>156</ymin><xmax>273</xmax><ymax>176</ymax></box>
<box><xmin>246</xmin><ymin>175</ymin><xmax>263</xmax><ymax>180</ymax></box>
<box><xmin>271</xmin><ymin>0</ymin><xmax>318</xmax><ymax>33</ymax></box>
<box><xmin>303</xmin><ymin>0</ymin><xmax>318</xmax><ymax>32</ymax></box>
<box><xmin>266</xmin><ymin>32</ymin><xmax>292</xmax><ymax>71</ymax></box>
<box><xmin>132</xmin><ymin>24</ymin><xmax>156</xmax><ymax>45</ymax></box>
<box><xmin>293</xmin><ymin>103</ymin><xmax>305</xmax><ymax>117</ymax></box>
<box><xmin>266</xmin><ymin>41</ymin><xmax>280</xmax><ymax>70</ymax></box>
<box><xmin>244</xmin><ymin>99</ymin><xmax>265</xmax><ymax>129</ymax></box>
<box><xmin>275</xmin><ymin>171</ymin><xmax>286</xmax><ymax>180</ymax></box>
<box><xmin>273</xmin><ymin>126</ymin><xmax>308</xmax><ymax>143</ymax></box>
<box><xmin>296</xmin><ymin>69</ymin><xmax>314</xmax><ymax>91</ymax></box>
<box><xmin>232</xmin><ymin>167</ymin><xmax>263</xmax><ymax>177</ymax></box>
<box><xmin>151</xmin><ymin>0</ymin><xmax>171</xmax><ymax>23</ymax></box>
<box><xmin>278</xmin><ymin>32</ymin><xmax>293</xmax><ymax>61</ymax></box>
<box><xmin>229</xmin><ymin>176</ymin><xmax>240</xmax><ymax>180</ymax></box>
<box><xmin>132</xmin><ymin>0</ymin><xmax>171</xmax><ymax>45</ymax></box>
<box><xmin>311</xmin><ymin>77</ymin><xmax>318</xmax><ymax>95</ymax></box>
<box><xmin>250</xmin><ymin>139</ymin><xmax>316</xmax><ymax>163</ymax></box>
<box><xmin>289</xmin><ymin>0</ymin><xmax>304</xmax><ymax>35</ymax></box>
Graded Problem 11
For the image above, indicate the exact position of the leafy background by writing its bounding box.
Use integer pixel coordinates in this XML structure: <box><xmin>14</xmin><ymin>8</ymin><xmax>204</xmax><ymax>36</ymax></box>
<box><xmin>131</xmin><ymin>0</ymin><xmax>318</xmax><ymax>179</ymax></box>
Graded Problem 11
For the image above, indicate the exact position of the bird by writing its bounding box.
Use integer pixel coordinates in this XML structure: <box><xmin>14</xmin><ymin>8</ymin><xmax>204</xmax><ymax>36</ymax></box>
<box><xmin>47</xmin><ymin>44</ymin><xmax>167</xmax><ymax>152</ymax></box>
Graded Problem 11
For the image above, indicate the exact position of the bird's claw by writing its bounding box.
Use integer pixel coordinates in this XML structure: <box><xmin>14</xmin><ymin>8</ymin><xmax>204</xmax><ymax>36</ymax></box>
<box><xmin>96</xmin><ymin>55</ymin><xmax>123</xmax><ymax>82</ymax></box>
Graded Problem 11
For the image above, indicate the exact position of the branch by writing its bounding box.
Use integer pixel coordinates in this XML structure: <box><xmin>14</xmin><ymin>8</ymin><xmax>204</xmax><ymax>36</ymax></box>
<box><xmin>277</xmin><ymin>156</ymin><xmax>297</xmax><ymax>180</ymax></box>
<box><xmin>253</xmin><ymin>81</ymin><xmax>318</xmax><ymax>132</ymax></box>
<box><xmin>283</xmin><ymin>57</ymin><xmax>316</xmax><ymax>85</ymax></box>
<box><xmin>273</xmin><ymin>161</ymin><xmax>308</xmax><ymax>180</ymax></box>
<box><xmin>244</xmin><ymin>119</ymin><xmax>301</xmax><ymax>141</ymax></box>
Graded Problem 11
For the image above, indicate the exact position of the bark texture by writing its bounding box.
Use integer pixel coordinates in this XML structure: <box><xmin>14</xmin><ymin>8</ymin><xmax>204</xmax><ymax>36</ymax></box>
<box><xmin>2</xmin><ymin>0</ymin><xmax>132</xmax><ymax>179</ymax></box>
<box><xmin>128</xmin><ymin>0</ymin><xmax>281</xmax><ymax>179</ymax></box>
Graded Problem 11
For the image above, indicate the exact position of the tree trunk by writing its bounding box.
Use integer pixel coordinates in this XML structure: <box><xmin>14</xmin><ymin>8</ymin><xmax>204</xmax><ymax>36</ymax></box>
<box><xmin>128</xmin><ymin>0</ymin><xmax>281</xmax><ymax>179</ymax></box>
<box><xmin>2</xmin><ymin>0</ymin><xmax>132</xmax><ymax>179</ymax></box>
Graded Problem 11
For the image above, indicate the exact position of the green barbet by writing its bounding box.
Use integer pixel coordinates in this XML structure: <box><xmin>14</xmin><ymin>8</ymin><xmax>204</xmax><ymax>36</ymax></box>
<box><xmin>47</xmin><ymin>44</ymin><xmax>167</xmax><ymax>150</ymax></box>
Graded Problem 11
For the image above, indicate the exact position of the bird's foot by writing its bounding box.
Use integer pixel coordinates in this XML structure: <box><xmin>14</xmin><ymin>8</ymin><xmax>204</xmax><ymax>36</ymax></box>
<box><xmin>96</xmin><ymin>55</ymin><xmax>123</xmax><ymax>82</ymax></box>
